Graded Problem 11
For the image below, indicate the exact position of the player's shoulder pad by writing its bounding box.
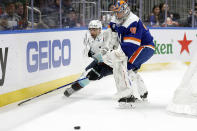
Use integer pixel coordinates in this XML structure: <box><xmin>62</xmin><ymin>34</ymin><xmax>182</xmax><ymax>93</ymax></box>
<box><xmin>122</xmin><ymin>12</ymin><xmax>139</xmax><ymax>28</ymax></box>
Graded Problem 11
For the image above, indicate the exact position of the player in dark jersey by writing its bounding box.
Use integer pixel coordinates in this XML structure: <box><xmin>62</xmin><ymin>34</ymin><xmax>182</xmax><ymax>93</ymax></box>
<box><xmin>108</xmin><ymin>0</ymin><xmax>155</xmax><ymax>106</ymax></box>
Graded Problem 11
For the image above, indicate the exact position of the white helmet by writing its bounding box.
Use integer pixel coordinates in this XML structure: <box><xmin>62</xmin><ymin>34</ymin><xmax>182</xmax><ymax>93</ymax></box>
<box><xmin>88</xmin><ymin>20</ymin><xmax>102</xmax><ymax>30</ymax></box>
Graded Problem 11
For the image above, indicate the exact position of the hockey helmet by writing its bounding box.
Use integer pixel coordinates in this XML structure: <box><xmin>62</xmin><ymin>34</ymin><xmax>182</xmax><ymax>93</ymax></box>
<box><xmin>113</xmin><ymin>0</ymin><xmax>130</xmax><ymax>20</ymax></box>
<box><xmin>88</xmin><ymin>20</ymin><xmax>102</xmax><ymax>30</ymax></box>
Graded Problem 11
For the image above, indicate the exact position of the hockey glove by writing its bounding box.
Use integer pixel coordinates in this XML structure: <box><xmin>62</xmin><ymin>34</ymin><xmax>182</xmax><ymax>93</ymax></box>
<box><xmin>109</xmin><ymin>22</ymin><xmax>117</xmax><ymax>32</ymax></box>
<box><xmin>109</xmin><ymin>22</ymin><xmax>126</xmax><ymax>35</ymax></box>
<box><xmin>88</xmin><ymin>50</ymin><xmax>95</xmax><ymax>57</ymax></box>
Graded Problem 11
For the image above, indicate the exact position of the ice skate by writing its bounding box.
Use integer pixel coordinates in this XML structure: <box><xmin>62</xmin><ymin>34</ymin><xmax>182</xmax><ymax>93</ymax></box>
<box><xmin>64</xmin><ymin>87</ymin><xmax>75</xmax><ymax>97</ymax></box>
<box><xmin>64</xmin><ymin>82</ymin><xmax>82</xmax><ymax>97</ymax></box>
<box><xmin>118</xmin><ymin>95</ymin><xmax>138</xmax><ymax>108</ymax></box>
<box><xmin>140</xmin><ymin>91</ymin><xmax>148</xmax><ymax>101</ymax></box>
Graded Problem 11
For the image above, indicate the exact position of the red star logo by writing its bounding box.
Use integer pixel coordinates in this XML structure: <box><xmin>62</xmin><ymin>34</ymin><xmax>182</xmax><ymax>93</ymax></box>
<box><xmin>178</xmin><ymin>33</ymin><xmax>192</xmax><ymax>54</ymax></box>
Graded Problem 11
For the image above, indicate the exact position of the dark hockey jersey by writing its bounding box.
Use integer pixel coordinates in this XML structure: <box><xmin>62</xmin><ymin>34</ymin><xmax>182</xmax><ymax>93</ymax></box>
<box><xmin>109</xmin><ymin>12</ymin><xmax>155</xmax><ymax>59</ymax></box>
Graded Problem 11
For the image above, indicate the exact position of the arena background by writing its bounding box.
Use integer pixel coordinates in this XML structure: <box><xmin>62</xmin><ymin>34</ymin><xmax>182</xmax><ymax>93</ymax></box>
<box><xmin>0</xmin><ymin>0</ymin><xmax>197</xmax><ymax>107</ymax></box>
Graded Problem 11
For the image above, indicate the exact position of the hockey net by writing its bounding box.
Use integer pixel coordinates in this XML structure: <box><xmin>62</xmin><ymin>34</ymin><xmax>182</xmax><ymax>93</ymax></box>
<box><xmin>167</xmin><ymin>52</ymin><xmax>197</xmax><ymax>116</ymax></box>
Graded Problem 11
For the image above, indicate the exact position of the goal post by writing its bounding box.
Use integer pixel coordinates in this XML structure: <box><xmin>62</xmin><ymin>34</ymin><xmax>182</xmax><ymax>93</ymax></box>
<box><xmin>167</xmin><ymin>52</ymin><xmax>197</xmax><ymax>116</ymax></box>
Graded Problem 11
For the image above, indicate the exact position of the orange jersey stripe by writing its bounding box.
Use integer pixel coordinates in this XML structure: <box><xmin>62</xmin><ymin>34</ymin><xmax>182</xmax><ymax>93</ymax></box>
<box><xmin>129</xmin><ymin>46</ymin><xmax>144</xmax><ymax>64</ymax></box>
<box><xmin>129</xmin><ymin>45</ymin><xmax>155</xmax><ymax>64</ymax></box>
<box><xmin>124</xmin><ymin>37</ymin><xmax>141</xmax><ymax>43</ymax></box>
<box><xmin>142</xmin><ymin>45</ymin><xmax>155</xmax><ymax>50</ymax></box>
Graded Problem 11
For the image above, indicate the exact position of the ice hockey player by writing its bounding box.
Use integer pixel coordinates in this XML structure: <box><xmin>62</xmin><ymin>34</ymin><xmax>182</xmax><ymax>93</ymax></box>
<box><xmin>64</xmin><ymin>20</ymin><xmax>115</xmax><ymax>97</ymax></box>
<box><xmin>107</xmin><ymin>0</ymin><xmax>155</xmax><ymax>106</ymax></box>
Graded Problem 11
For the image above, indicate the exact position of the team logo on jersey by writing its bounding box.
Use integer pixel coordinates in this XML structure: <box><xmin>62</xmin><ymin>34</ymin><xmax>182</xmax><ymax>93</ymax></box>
<box><xmin>130</xmin><ymin>27</ymin><xmax>136</xmax><ymax>34</ymax></box>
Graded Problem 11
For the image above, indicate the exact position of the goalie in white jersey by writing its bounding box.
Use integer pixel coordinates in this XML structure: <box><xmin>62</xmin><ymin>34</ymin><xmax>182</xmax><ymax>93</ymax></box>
<box><xmin>64</xmin><ymin>20</ymin><xmax>114</xmax><ymax>97</ymax></box>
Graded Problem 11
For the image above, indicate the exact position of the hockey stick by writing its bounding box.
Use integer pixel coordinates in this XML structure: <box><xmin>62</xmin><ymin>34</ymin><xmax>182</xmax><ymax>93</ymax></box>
<box><xmin>18</xmin><ymin>77</ymin><xmax>88</xmax><ymax>106</ymax></box>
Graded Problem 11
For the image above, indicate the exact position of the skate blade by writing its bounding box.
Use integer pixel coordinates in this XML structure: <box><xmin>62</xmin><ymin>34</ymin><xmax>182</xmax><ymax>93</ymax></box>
<box><xmin>118</xmin><ymin>102</ymin><xmax>135</xmax><ymax>109</ymax></box>
<box><xmin>118</xmin><ymin>99</ymin><xmax>149</xmax><ymax>109</ymax></box>
<box><xmin>136</xmin><ymin>98</ymin><xmax>148</xmax><ymax>103</ymax></box>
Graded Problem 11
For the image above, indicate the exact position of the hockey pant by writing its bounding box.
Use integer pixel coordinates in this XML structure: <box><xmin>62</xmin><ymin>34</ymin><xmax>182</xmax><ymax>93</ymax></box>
<box><xmin>127</xmin><ymin>46</ymin><xmax>155</xmax><ymax>71</ymax></box>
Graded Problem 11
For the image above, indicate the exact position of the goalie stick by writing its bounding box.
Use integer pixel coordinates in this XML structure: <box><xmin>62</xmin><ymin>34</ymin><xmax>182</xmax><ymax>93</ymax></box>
<box><xmin>18</xmin><ymin>77</ymin><xmax>88</xmax><ymax>106</ymax></box>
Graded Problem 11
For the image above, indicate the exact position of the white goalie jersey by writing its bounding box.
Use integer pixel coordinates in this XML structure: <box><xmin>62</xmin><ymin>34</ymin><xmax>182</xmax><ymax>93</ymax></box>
<box><xmin>167</xmin><ymin>52</ymin><xmax>197</xmax><ymax>116</ymax></box>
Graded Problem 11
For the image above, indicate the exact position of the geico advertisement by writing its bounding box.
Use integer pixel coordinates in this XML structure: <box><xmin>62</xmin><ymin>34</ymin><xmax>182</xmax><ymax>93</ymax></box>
<box><xmin>26</xmin><ymin>39</ymin><xmax>71</xmax><ymax>73</ymax></box>
<box><xmin>0</xmin><ymin>31</ymin><xmax>86</xmax><ymax>94</ymax></box>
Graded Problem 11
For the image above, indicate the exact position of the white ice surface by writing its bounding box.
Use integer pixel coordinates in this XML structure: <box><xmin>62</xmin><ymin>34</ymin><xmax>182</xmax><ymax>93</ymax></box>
<box><xmin>0</xmin><ymin>63</ymin><xmax>197</xmax><ymax>131</ymax></box>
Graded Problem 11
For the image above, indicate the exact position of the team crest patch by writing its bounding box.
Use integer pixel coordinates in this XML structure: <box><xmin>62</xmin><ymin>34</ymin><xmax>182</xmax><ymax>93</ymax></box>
<box><xmin>130</xmin><ymin>27</ymin><xmax>136</xmax><ymax>34</ymax></box>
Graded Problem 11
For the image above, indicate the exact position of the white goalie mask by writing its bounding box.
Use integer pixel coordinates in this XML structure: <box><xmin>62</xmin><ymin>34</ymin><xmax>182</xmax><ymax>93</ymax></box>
<box><xmin>88</xmin><ymin>20</ymin><xmax>102</xmax><ymax>30</ymax></box>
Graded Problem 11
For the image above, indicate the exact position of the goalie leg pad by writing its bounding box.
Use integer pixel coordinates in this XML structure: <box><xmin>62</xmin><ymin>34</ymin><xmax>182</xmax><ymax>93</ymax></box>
<box><xmin>134</xmin><ymin>72</ymin><xmax>148</xmax><ymax>100</ymax></box>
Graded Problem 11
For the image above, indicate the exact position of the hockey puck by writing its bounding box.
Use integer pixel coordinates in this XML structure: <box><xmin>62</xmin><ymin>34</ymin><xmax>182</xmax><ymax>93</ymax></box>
<box><xmin>74</xmin><ymin>126</ymin><xmax>81</xmax><ymax>130</ymax></box>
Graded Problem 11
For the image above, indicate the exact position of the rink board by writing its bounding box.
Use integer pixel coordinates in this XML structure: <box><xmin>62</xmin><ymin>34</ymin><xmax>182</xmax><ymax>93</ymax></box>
<box><xmin>0</xmin><ymin>74</ymin><xmax>80</xmax><ymax>107</ymax></box>
<box><xmin>0</xmin><ymin>30</ymin><xmax>88</xmax><ymax>107</ymax></box>
<box><xmin>0</xmin><ymin>28</ymin><xmax>197</xmax><ymax>107</ymax></box>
